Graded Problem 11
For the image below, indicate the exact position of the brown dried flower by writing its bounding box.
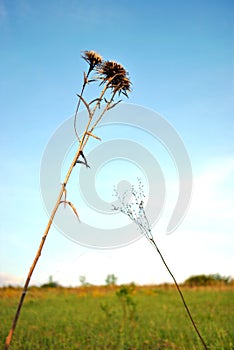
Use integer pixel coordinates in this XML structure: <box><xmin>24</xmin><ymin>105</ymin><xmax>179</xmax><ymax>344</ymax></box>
<box><xmin>97</xmin><ymin>60</ymin><xmax>132</xmax><ymax>96</ymax></box>
<box><xmin>82</xmin><ymin>50</ymin><xmax>103</xmax><ymax>70</ymax></box>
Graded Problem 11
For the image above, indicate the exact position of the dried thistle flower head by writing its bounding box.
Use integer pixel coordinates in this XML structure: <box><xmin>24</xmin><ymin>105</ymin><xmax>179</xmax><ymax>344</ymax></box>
<box><xmin>97</xmin><ymin>60</ymin><xmax>132</xmax><ymax>97</ymax></box>
<box><xmin>82</xmin><ymin>50</ymin><xmax>103</xmax><ymax>70</ymax></box>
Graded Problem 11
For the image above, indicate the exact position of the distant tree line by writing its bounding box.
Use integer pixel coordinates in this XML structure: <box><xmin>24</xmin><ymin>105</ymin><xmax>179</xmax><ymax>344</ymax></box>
<box><xmin>30</xmin><ymin>273</ymin><xmax>234</xmax><ymax>289</ymax></box>
<box><xmin>183</xmin><ymin>274</ymin><xmax>233</xmax><ymax>287</ymax></box>
<box><xmin>41</xmin><ymin>275</ymin><xmax>60</xmax><ymax>288</ymax></box>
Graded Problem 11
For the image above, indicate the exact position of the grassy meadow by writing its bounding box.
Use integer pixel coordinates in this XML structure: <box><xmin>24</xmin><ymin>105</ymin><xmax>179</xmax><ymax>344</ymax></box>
<box><xmin>1</xmin><ymin>285</ymin><xmax>233</xmax><ymax>350</ymax></box>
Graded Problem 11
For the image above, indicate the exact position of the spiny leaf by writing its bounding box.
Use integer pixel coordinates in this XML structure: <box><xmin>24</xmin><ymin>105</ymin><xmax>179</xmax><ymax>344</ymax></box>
<box><xmin>59</xmin><ymin>200</ymin><xmax>80</xmax><ymax>221</ymax></box>
<box><xmin>89</xmin><ymin>98</ymin><xmax>102</xmax><ymax>106</ymax></box>
<box><xmin>76</xmin><ymin>160</ymin><xmax>90</xmax><ymax>168</ymax></box>
<box><xmin>86</xmin><ymin>131</ymin><xmax>101</xmax><ymax>141</ymax></box>
<box><xmin>107</xmin><ymin>99</ymin><xmax>122</xmax><ymax>111</ymax></box>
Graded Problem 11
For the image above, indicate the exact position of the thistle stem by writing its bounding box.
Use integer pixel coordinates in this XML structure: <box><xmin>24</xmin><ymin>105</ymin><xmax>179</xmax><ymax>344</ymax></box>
<box><xmin>5</xmin><ymin>52</ymin><xmax>131</xmax><ymax>349</ymax></box>
<box><xmin>83</xmin><ymin>89</ymin><xmax>117</xmax><ymax>149</ymax></box>
<box><xmin>4</xmin><ymin>146</ymin><xmax>82</xmax><ymax>350</ymax></box>
<box><xmin>4</xmin><ymin>74</ymin><xmax>113</xmax><ymax>350</ymax></box>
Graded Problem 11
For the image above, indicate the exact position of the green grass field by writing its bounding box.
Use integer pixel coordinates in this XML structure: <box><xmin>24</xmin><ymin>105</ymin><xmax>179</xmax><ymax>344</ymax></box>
<box><xmin>1</xmin><ymin>285</ymin><xmax>233</xmax><ymax>350</ymax></box>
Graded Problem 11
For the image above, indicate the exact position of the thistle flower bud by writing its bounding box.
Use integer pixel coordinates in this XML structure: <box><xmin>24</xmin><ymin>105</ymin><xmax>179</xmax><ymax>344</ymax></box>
<box><xmin>82</xmin><ymin>50</ymin><xmax>103</xmax><ymax>70</ymax></box>
<box><xmin>97</xmin><ymin>60</ymin><xmax>132</xmax><ymax>97</ymax></box>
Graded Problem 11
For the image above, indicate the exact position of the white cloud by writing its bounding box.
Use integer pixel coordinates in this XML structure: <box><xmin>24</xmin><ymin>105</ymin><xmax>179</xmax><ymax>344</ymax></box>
<box><xmin>188</xmin><ymin>156</ymin><xmax>234</xmax><ymax>224</ymax></box>
<box><xmin>1</xmin><ymin>157</ymin><xmax>233</xmax><ymax>287</ymax></box>
<box><xmin>0</xmin><ymin>273</ymin><xmax>24</xmax><ymax>287</ymax></box>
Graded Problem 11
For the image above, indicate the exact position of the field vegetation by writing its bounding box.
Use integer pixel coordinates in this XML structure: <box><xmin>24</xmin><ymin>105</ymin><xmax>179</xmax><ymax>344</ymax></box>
<box><xmin>1</xmin><ymin>277</ymin><xmax>233</xmax><ymax>350</ymax></box>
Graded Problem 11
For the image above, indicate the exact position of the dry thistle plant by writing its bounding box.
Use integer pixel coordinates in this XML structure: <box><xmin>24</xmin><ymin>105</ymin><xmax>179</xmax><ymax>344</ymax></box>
<box><xmin>4</xmin><ymin>50</ymin><xmax>131</xmax><ymax>350</ymax></box>
<box><xmin>113</xmin><ymin>178</ymin><xmax>209</xmax><ymax>350</ymax></box>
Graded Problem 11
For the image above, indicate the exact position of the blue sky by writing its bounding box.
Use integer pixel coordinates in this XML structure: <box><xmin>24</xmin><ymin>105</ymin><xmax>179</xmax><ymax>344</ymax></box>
<box><xmin>0</xmin><ymin>0</ymin><xmax>233</xmax><ymax>286</ymax></box>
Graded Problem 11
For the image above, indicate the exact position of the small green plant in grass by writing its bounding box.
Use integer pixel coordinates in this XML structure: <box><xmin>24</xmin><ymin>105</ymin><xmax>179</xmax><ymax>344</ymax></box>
<box><xmin>116</xmin><ymin>284</ymin><xmax>138</xmax><ymax>330</ymax></box>
<box><xmin>117</xmin><ymin>285</ymin><xmax>138</xmax><ymax>349</ymax></box>
<box><xmin>100</xmin><ymin>301</ymin><xmax>116</xmax><ymax>320</ymax></box>
<box><xmin>100</xmin><ymin>283</ymin><xmax>138</xmax><ymax>349</ymax></box>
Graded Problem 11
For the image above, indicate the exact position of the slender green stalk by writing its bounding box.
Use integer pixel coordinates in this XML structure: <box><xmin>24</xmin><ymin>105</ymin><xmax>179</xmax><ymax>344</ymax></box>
<box><xmin>149</xmin><ymin>238</ymin><xmax>209</xmax><ymax>350</ymax></box>
<box><xmin>113</xmin><ymin>181</ymin><xmax>209</xmax><ymax>350</ymax></box>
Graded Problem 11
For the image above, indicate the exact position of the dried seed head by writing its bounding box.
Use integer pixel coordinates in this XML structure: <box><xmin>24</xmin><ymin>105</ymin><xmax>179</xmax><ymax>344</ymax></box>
<box><xmin>97</xmin><ymin>60</ymin><xmax>132</xmax><ymax>96</ymax></box>
<box><xmin>82</xmin><ymin>50</ymin><xmax>103</xmax><ymax>70</ymax></box>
